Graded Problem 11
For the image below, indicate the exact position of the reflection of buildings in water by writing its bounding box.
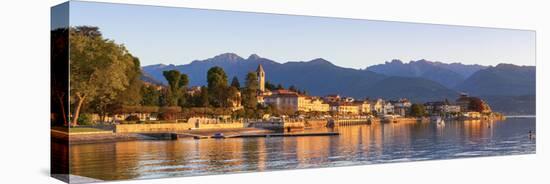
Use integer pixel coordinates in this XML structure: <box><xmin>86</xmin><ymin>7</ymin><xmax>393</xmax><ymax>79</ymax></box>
<box><xmin>334</xmin><ymin>125</ymin><xmax>377</xmax><ymax>157</ymax></box>
<box><xmin>462</xmin><ymin>120</ymin><xmax>494</xmax><ymax>142</ymax></box>
<box><xmin>70</xmin><ymin>142</ymin><xmax>140</xmax><ymax>180</ymax></box>
<box><xmin>386</xmin><ymin>123</ymin><xmax>413</xmax><ymax>157</ymax></box>
<box><xmin>294</xmin><ymin>136</ymin><xmax>331</xmax><ymax>167</ymax></box>
<box><xmin>370</xmin><ymin>123</ymin><xmax>384</xmax><ymax>156</ymax></box>
<box><xmin>196</xmin><ymin>139</ymin><xmax>244</xmax><ymax>173</ymax></box>
<box><xmin>241</xmin><ymin>138</ymin><xmax>266</xmax><ymax>171</ymax></box>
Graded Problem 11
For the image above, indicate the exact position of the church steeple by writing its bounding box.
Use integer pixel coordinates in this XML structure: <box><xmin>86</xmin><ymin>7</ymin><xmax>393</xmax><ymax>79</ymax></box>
<box><xmin>257</xmin><ymin>64</ymin><xmax>265</xmax><ymax>92</ymax></box>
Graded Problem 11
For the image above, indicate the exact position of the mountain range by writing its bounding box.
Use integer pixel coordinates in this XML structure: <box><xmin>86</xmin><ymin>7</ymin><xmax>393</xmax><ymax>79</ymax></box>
<box><xmin>141</xmin><ymin>53</ymin><xmax>535</xmax><ymax>115</ymax></box>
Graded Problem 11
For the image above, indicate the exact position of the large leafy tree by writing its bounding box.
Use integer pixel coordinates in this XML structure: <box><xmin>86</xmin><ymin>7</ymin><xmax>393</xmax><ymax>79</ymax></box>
<box><xmin>141</xmin><ymin>85</ymin><xmax>161</xmax><ymax>106</ymax></box>
<box><xmin>115</xmin><ymin>56</ymin><xmax>143</xmax><ymax>105</ymax></box>
<box><xmin>468</xmin><ymin>97</ymin><xmax>488</xmax><ymax>113</ymax></box>
<box><xmin>242</xmin><ymin>72</ymin><xmax>259</xmax><ymax>109</ymax></box>
<box><xmin>197</xmin><ymin>86</ymin><xmax>210</xmax><ymax>107</ymax></box>
<box><xmin>69</xmin><ymin>26</ymin><xmax>135</xmax><ymax>126</ymax></box>
<box><xmin>207</xmin><ymin>67</ymin><xmax>229</xmax><ymax>107</ymax></box>
<box><xmin>162</xmin><ymin>70</ymin><xmax>189</xmax><ymax>106</ymax></box>
<box><xmin>410</xmin><ymin>103</ymin><xmax>426</xmax><ymax>117</ymax></box>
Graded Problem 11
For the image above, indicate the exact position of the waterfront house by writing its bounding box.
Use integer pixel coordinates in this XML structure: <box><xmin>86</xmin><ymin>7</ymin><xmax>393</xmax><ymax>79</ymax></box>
<box><xmin>424</xmin><ymin>101</ymin><xmax>446</xmax><ymax>115</ymax></box>
<box><xmin>329</xmin><ymin>102</ymin><xmax>360</xmax><ymax>115</ymax></box>
<box><xmin>391</xmin><ymin>98</ymin><xmax>412</xmax><ymax>116</ymax></box>
<box><xmin>441</xmin><ymin>104</ymin><xmax>461</xmax><ymax>113</ymax></box>
<box><xmin>370</xmin><ymin>99</ymin><xmax>385</xmax><ymax>115</ymax></box>
<box><xmin>382</xmin><ymin>101</ymin><xmax>394</xmax><ymax>115</ymax></box>
<box><xmin>264</xmin><ymin>90</ymin><xmax>330</xmax><ymax>113</ymax></box>
<box><xmin>323</xmin><ymin>94</ymin><xmax>341</xmax><ymax>103</ymax></box>
<box><xmin>354</xmin><ymin>100</ymin><xmax>372</xmax><ymax>115</ymax></box>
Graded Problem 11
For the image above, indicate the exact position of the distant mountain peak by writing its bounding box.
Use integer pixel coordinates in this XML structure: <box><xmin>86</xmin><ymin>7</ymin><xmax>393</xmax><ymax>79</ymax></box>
<box><xmin>388</xmin><ymin>59</ymin><xmax>403</xmax><ymax>64</ymax></box>
<box><xmin>212</xmin><ymin>53</ymin><xmax>244</xmax><ymax>61</ymax></box>
<box><xmin>247</xmin><ymin>54</ymin><xmax>261</xmax><ymax>60</ymax></box>
<box><xmin>309</xmin><ymin>58</ymin><xmax>332</xmax><ymax>65</ymax></box>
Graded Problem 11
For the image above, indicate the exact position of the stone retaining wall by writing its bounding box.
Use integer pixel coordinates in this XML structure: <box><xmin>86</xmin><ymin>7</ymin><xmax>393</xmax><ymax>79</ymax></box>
<box><xmin>115</xmin><ymin>123</ymin><xmax>193</xmax><ymax>133</ymax></box>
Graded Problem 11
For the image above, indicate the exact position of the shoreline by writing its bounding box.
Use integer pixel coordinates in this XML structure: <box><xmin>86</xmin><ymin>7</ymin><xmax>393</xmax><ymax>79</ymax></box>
<box><xmin>53</xmin><ymin>115</ymin><xmax>513</xmax><ymax>144</ymax></box>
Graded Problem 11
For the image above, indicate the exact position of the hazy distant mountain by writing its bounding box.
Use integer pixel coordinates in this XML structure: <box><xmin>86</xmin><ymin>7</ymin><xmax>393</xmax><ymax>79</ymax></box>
<box><xmin>365</xmin><ymin>76</ymin><xmax>459</xmax><ymax>102</ymax></box>
<box><xmin>140</xmin><ymin>69</ymin><xmax>163</xmax><ymax>85</ymax></box>
<box><xmin>456</xmin><ymin>64</ymin><xmax>536</xmax><ymax>96</ymax></box>
<box><xmin>141</xmin><ymin>53</ymin><xmax>535</xmax><ymax>114</ymax></box>
<box><xmin>142</xmin><ymin>53</ymin><xmax>459</xmax><ymax>102</ymax></box>
<box><xmin>481</xmin><ymin>95</ymin><xmax>535</xmax><ymax>115</ymax></box>
<box><xmin>366</xmin><ymin>59</ymin><xmax>487</xmax><ymax>88</ymax></box>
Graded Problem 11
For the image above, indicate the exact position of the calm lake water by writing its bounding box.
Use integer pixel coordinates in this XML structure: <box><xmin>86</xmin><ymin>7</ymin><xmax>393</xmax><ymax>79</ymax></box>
<box><xmin>61</xmin><ymin>117</ymin><xmax>535</xmax><ymax>181</ymax></box>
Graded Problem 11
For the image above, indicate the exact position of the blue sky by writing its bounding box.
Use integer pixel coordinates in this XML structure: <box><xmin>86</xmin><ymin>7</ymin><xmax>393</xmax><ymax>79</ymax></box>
<box><xmin>66</xmin><ymin>1</ymin><xmax>535</xmax><ymax>68</ymax></box>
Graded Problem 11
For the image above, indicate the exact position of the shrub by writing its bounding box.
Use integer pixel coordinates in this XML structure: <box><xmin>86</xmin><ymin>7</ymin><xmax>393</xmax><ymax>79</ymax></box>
<box><xmin>158</xmin><ymin>112</ymin><xmax>177</xmax><ymax>120</ymax></box>
<box><xmin>125</xmin><ymin>115</ymin><xmax>140</xmax><ymax>121</ymax></box>
<box><xmin>77</xmin><ymin>113</ymin><xmax>94</xmax><ymax>126</ymax></box>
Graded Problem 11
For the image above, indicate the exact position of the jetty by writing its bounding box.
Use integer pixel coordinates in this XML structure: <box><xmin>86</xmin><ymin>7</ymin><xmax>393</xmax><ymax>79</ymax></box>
<box><xmin>162</xmin><ymin>132</ymin><xmax>340</xmax><ymax>139</ymax></box>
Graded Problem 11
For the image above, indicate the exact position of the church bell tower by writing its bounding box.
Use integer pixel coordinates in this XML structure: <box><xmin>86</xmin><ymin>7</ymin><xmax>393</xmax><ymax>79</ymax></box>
<box><xmin>257</xmin><ymin>64</ymin><xmax>265</xmax><ymax>92</ymax></box>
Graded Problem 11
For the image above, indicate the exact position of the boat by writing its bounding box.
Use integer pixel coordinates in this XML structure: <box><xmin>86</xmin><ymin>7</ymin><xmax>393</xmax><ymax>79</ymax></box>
<box><xmin>431</xmin><ymin>116</ymin><xmax>445</xmax><ymax>125</ymax></box>
<box><xmin>211</xmin><ymin>132</ymin><xmax>225</xmax><ymax>139</ymax></box>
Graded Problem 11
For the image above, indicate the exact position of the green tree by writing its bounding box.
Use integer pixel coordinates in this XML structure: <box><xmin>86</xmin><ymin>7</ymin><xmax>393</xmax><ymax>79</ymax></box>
<box><xmin>468</xmin><ymin>97</ymin><xmax>486</xmax><ymax>112</ymax></box>
<box><xmin>196</xmin><ymin>86</ymin><xmax>210</xmax><ymax>107</ymax></box>
<box><xmin>410</xmin><ymin>103</ymin><xmax>426</xmax><ymax>117</ymax></box>
<box><xmin>276</xmin><ymin>84</ymin><xmax>284</xmax><ymax>90</ymax></box>
<box><xmin>207</xmin><ymin>67</ymin><xmax>229</xmax><ymax>107</ymax></box>
<box><xmin>242</xmin><ymin>72</ymin><xmax>259</xmax><ymax>109</ymax></box>
<box><xmin>265</xmin><ymin>81</ymin><xmax>276</xmax><ymax>90</ymax></box>
<box><xmin>288</xmin><ymin>85</ymin><xmax>297</xmax><ymax>92</ymax></box>
<box><xmin>162</xmin><ymin>70</ymin><xmax>189</xmax><ymax>106</ymax></box>
<box><xmin>113</xmin><ymin>56</ymin><xmax>143</xmax><ymax>106</ymax></box>
<box><xmin>69</xmin><ymin>26</ymin><xmax>135</xmax><ymax>126</ymax></box>
<box><xmin>230</xmin><ymin>76</ymin><xmax>241</xmax><ymax>89</ymax></box>
<box><xmin>141</xmin><ymin>85</ymin><xmax>161</xmax><ymax>106</ymax></box>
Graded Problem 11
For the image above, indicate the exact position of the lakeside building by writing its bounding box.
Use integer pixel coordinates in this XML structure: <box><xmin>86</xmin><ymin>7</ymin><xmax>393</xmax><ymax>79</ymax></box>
<box><xmin>258</xmin><ymin>65</ymin><xmax>330</xmax><ymax>113</ymax></box>
<box><xmin>329</xmin><ymin>102</ymin><xmax>360</xmax><ymax>115</ymax></box>
<box><xmin>263</xmin><ymin>90</ymin><xmax>330</xmax><ymax>113</ymax></box>
<box><xmin>323</xmin><ymin>94</ymin><xmax>341</xmax><ymax>103</ymax></box>
<box><xmin>370</xmin><ymin>99</ymin><xmax>385</xmax><ymax>115</ymax></box>
<box><xmin>391</xmin><ymin>98</ymin><xmax>412</xmax><ymax>116</ymax></box>
<box><xmin>425</xmin><ymin>101</ymin><xmax>462</xmax><ymax>115</ymax></box>
<box><xmin>382</xmin><ymin>101</ymin><xmax>394</xmax><ymax>115</ymax></box>
<box><xmin>354</xmin><ymin>100</ymin><xmax>372</xmax><ymax>115</ymax></box>
<box><xmin>441</xmin><ymin>104</ymin><xmax>461</xmax><ymax>113</ymax></box>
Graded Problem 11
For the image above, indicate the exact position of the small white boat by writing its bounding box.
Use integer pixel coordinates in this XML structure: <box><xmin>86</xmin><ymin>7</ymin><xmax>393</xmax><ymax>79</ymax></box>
<box><xmin>431</xmin><ymin>116</ymin><xmax>445</xmax><ymax>125</ymax></box>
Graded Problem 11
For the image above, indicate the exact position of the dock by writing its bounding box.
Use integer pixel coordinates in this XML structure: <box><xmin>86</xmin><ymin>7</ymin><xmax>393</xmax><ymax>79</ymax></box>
<box><xmin>229</xmin><ymin>132</ymin><xmax>339</xmax><ymax>138</ymax></box>
<box><xmin>168</xmin><ymin>132</ymin><xmax>339</xmax><ymax>139</ymax></box>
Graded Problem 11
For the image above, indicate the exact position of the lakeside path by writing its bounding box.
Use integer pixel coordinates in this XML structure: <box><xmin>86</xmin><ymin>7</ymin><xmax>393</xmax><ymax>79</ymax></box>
<box><xmin>52</xmin><ymin>127</ymin><xmax>275</xmax><ymax>144</ymax></box>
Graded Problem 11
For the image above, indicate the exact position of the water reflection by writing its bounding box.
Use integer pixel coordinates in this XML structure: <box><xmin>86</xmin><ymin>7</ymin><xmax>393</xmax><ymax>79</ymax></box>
<box><xmin>64</xmin><ymin>118</ymin><xmax>535</xmax><ymax>181</ymax></box>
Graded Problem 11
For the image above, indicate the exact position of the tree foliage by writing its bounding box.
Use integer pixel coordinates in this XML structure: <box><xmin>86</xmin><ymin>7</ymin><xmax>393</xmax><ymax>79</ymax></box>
<box><xmin>141</xmin><ymin>85</ymin><xmax>161</xmax><ymax>106</ymax></box>
<box><xmin>162</xmin><ymin>70</ymin><xmax>189</xmax><ymax>106</ymax></box>
<box><xmin>207</xmin><ymin>67</ymin><xmax>229</xmax><ymax>107</ymax></box>
<box><xmin>69</xmin><ymin>26</ymin><xmax>136</xmax><ymax>126</ymax></box>
<box><xmin>242</xmin><ymin>72</ymin><xmax>259</xmax><ymax>109</ymax></box>
<box><xmin>468</xmin><ymin>97</ymin><xmax>486</xmax><ymax>112</ymax></box>
<box><xmin>410</xmin><ymin>103</ymin><xmax>426</xmax><ymax>117</ymax></box>
<box><xmin>265</xmin><ymin>81</ymin><xmax>277</xmax><ymax>90</ymax></box>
